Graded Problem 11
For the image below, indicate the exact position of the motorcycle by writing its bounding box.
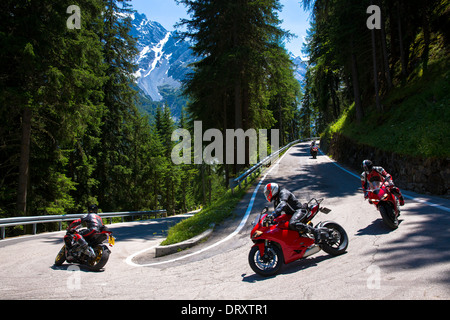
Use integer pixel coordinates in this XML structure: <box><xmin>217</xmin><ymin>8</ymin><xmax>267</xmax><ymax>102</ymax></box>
<box><xmin>54</xmin><ymin>226</ymin><xmax>115</xmax><ymax>271</ymax></box>
<box><xmin>249</xmin><ymin>199</ymin><xmax>348</xmax><ymax>277</ymax></box>
<box><xmin>310</xmin><ymin>146</ymin><xmax>318</xmax><ymax>159</ymax></box>
<box><xmin>365</xmin><ymin>176</ymin><xmax>400</xmax><ymax>230</ymax></box>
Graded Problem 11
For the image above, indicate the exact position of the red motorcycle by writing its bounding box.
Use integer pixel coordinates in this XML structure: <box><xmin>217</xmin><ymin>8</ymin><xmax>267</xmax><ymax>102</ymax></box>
<box><xmin>365</xmin><ymin>176</ymin><xmax>400</xmax><ymax>229</ymax></box>
<box><xmin>310</xmin><ymin>146</ymin><xmax>318</xmax><ymax>159</ymax></box>
<box><xmin>249</xmin><ymin>199</ymin><xmax>348</xmax><ymax>277</ymax></box>
<box><xmin>54</xmin><ymin>227</ymin><xmax>115</xmax><ymax>271</ymax></box>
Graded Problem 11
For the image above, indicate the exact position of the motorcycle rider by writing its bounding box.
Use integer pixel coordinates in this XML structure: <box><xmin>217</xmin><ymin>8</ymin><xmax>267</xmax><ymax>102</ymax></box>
<box><xmin>66</xmin><ymin>204</ymin><xmax>105</xmax><ymax>256</ymax></box>
<box><xmin>263</xmin><ymin>183</ymin><xmax>326</xmax><ymax>242</ymax></box>
<box><xmin>310</xmin><ymin>141</ymin><xmax>317</xmax><ymax>155</ymax></box>
<box><xmin>361</xmin><ymin>160</ymin><xmax>405</xmax><ymax>206</ymax></box>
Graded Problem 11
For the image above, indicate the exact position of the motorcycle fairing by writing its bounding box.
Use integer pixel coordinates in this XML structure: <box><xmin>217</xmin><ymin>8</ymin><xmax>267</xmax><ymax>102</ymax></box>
<box><xmin>252</xmin><ymin>215</ymin><xmax>315</xmax><ymax>264</ymax></box>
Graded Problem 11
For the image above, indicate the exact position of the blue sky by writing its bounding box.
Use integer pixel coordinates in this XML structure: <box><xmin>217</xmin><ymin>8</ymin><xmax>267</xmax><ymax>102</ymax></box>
<box><xmin>130</xmin><ymin>0</ymin><xmax>311</xmax><ymax>58</ymax></box>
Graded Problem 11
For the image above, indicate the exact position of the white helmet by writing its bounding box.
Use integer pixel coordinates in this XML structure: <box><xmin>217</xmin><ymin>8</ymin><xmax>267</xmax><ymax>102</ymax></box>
<box><xmin>264</xmin><ymin>183</ymin><xmax>279</xmax><ymax>202</ymax></box>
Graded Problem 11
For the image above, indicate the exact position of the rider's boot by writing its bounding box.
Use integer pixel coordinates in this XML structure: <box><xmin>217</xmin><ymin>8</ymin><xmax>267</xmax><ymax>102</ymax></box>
<box><xmin>293</xmin><ymin>222</ymin><xmax>324</xmax><ymax>243</ymax></box>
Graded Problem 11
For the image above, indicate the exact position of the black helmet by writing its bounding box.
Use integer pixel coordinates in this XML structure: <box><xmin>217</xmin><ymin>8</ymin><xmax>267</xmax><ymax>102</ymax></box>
<box><xmin>362</xmin><ymin>160</ymin><xmax>373</xmax><ymax>174</ymax></box>
<box><xmin>88</xmin><ymin>204</ymin><xmax>98</xmax><ymax>213</ymax></box>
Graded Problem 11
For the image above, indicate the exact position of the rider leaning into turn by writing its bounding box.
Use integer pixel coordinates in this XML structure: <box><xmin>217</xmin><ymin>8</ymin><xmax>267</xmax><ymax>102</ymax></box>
<box><xmin>263</xmin><ymin>183</ymin><xmax>327</xmax><ymax>242</ymax></box>
<box><xmin>361</xmin><ymin>159</ymin><xmax>405</xmax><ymax>206</ymax></box>
<box><xmin>67</xmin><ymin>204</ymin><xmax>105</xmax><ymax>253</ymax></box>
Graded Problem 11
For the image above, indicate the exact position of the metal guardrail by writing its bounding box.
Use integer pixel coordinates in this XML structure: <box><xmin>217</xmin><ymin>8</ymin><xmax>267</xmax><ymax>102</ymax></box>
<box><xmin>228</xmin><ymin>139</ymin><xmax>296</xmax><ymax>192</ymax></box>
<box><xmin>0</xmin><ymin>210</ymin><xmax>166</xmax><ymax>240</ymax></box>
<box><xmin>229</xmin><ymin>137</ymin><xmax>321</xmax><ymax>193</ymax></box>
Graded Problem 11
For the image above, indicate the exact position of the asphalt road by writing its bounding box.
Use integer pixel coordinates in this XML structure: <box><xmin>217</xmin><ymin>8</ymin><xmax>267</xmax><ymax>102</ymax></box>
<box><xmin>1</xmin><ymin>141</ymin><xmax>449</xmax><ymax>300</ymax></box>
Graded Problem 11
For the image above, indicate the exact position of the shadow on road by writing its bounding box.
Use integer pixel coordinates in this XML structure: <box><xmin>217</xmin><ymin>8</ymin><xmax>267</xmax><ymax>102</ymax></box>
<box><xmin>373</xmin><ymin>206</ymin><xmax>450</xmax><ymax>279</ymax></box>
<box><xmin>356</xmin><ymin>218</ymin><xmax>404</xmax><ymax>236</ymax></box>
<box><xmin>241</xmin><ymin>254</ymin><xmax>335</xmax><ymax>283</ymax></box>
<box><xmin>274</xmin><ymin>144</ymin><xmax>361</xmax><ymax>203</ymax></box>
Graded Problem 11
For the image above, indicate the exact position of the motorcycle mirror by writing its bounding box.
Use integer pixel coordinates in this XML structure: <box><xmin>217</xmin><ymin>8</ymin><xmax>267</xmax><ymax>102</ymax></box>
<box><xmin>320</xmin><ymin>207</ymin><xmax>331</xmax><ymax>214</ymax></box>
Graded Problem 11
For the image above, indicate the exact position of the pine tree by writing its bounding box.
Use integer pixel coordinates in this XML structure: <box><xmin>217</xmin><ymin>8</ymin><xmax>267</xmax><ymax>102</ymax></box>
<box><xmin>177</xmin><ymin>0</ymin><xmax>297</xmax><ymax>177</ymax></box>
<box><xmin>95</xmin><ymin>0</ymin><xmax>140</xmax><ymax>211</ymax></box>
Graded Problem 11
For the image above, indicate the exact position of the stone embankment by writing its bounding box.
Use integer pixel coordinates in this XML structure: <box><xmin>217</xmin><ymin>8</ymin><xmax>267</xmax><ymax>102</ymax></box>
<box><xmin>321</xmin><ymin>133</ymin><xmax>449</xmax><ymax>196</ymax></box>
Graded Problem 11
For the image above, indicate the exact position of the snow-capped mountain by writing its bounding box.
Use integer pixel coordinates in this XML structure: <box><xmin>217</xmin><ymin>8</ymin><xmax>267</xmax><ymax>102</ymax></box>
<box><xmin>130</xmin><ymin>12</ymin><xmax>197</xmax><ymax>101</ymax></box>
<box><xmin>291</xmin><ymin>54</ymin><xmax>308</xmax><ymax>87</ymax></box>
<box><xmin>130</xmin><ymin>12</ymin><xmax>307</xmax><ymax>104</ymax></box>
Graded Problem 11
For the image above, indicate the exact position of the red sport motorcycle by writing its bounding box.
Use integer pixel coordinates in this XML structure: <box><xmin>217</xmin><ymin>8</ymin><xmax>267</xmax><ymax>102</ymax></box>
<box><xmin>365</xmin><ymin>176</ymin><xmax>400</xmax><ymax>230</ymax></box>
<box><xmin>54</xmin><ymin>226</ymin><xmax>115</xmax><ymax>271</ymax></box>
<box><xmin>249</xmin><ymin>199</ymin><xmax>348</xmax><ymax>277</ymax></box>
<box><xmin>310</xmin><ymin>146</ymin><xmax>318</xmax><ymax>159</ymax></box>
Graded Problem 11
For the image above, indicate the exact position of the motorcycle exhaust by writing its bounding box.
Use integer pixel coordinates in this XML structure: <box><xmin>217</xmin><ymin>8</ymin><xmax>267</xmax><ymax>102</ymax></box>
<box><xmin>303</xmin><ymin>245</ymin><xmax>321</xmax><ymax>258</ymax></box>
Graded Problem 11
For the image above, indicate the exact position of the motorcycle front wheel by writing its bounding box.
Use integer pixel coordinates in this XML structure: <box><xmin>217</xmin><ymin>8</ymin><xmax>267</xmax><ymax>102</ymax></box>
<box><xmin>248</xmin><ymin>244</ymin><xmax>283</xmax><ymax>277</ymax></box>
<box><xmin>54</xmin><ymin>245</ymin><xmax>66</xmax><ymax>266</ymax></box>
<box><xmin>379</xmin><ymin>203</ymin><xmax>399</xmax><ymax>230</ymax></box>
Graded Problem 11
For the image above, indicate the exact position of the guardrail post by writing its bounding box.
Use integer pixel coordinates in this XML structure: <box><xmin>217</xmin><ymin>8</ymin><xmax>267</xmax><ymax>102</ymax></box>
<box><xmin>1</xmin><ymin>227</ymin><xmax>5</xmax><ymax>239</ymax></box>
<box><xmin>229</xmin><ymin>178</ymin><xmax>237</xmax><ymax>195</ymax></box>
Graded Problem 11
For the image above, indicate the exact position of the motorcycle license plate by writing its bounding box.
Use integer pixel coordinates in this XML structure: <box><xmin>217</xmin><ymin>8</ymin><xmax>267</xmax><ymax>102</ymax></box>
<box><xmin>108</xmin><ymin>235</ymin><xmax>115</xmax><ymax>246</ymax></box>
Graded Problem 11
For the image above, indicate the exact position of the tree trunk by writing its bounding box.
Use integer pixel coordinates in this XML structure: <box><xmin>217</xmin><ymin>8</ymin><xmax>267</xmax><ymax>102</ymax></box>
<box><xmin>422</xmin><ymin>9</ymin><xmax>431</xmax><ymax>73</ymax></box>
<box><xmin>16</xmin><ymin>107</ymin><xmax>32</xmax><ymax>216</ymax></box>
<box><xmin>380</xmin><ymin>3</ymin><xmax>392</xmax><ymax>90</ymax></box>
<box><xmin>234</xmin><ymin>78</ymin><xmax>242</xmax><ymax>173</ymax></box>
<box><xmin>371</xmin><ymin>27</ymin><xmax>382</xmax><ymax>111</ymax></box>
<box><xmin>350</xmin><ymin>40</ymin><xmax>363</xmax><ymax>122</ymax></box>
<box><xmin>397</xmin><ymin>3</ymin><xmax>407</xmax><ymax>84</ymax></box>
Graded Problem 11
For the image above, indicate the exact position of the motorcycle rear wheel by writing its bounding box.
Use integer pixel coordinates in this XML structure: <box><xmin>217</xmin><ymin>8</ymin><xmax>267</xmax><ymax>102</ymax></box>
<box><xmin>319</xmin><ymin>222</ymin><xmax>348</xmax><ymax>256</ymax></box>
<box><xmin>88</xmin><ymin>245</ymin><xmax>110</xmax><ymax>271</ymax></box>
<box><xmin>248</xmin><ymin>244</ymin><xmax>283</xmax><ymax>277</ymax></box>
<box><xmin>54</xmin><ymin>245</ymin><xmax>66</xmax><ymax>266</ymax></box>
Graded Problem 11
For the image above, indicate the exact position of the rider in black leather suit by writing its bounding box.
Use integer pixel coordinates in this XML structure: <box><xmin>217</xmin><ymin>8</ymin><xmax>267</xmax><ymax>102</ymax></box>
<box><xmin>67</xmin><ymin>204</ymin><xmax>104</xmax><ymax>251</ymax></box>
<box><xmin>264</xmin><ymin>183</ymin><xmax>324</xmax><ymax>241</ymax></box>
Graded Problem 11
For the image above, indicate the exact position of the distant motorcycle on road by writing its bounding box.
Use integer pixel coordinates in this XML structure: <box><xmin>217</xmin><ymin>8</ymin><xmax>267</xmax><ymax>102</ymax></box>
<box><xmin>310</xmin><ymin>145</ymin><xmax>319</xmax><ymax>159</ymax></box>
<box><xmin>248</xmin><ymin>199</ymin><xmax>348</xmax><ymax>277</ymax></box>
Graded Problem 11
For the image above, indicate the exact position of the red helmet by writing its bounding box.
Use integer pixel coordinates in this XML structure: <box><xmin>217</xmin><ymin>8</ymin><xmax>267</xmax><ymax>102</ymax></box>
<box><xmin>264</xmin><ymin>183</ymin><xmax>279</xmax><ymax>202</ymax></box>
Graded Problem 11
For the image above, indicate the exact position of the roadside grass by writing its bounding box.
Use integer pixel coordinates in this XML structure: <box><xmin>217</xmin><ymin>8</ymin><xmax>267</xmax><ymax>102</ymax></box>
<box><xmin>323</xmin><ymin>55</ymin><xmax>450</xmax><ymax>158</ymax></box>
<box><xmin>160</xmin><ymin>182</ymin><xmax>252</xmax><ymax>246</ymax></box>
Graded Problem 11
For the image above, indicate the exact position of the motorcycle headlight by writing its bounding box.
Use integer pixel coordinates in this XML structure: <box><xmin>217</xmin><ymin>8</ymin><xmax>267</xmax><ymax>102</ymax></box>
<box><xmin>252</xmin><ymin>230</ymin><xmax>263</xmax><ymax>239</ymax></box>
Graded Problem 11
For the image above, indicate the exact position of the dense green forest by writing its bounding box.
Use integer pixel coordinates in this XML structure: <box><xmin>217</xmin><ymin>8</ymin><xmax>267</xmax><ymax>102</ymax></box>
<box><xmin>4</xmin><ymin>0</ymin><xmax>446</xmax><ymax>236</ymax></box>
<box><xmin>0</xmin><ymin>0</ymin><xmax>302</xmax><ymax>235</ymax></box>
<box><xmin>300</xmin><ymin>0</ymin><xmax>449</xmax><ymax>154</ymax></box>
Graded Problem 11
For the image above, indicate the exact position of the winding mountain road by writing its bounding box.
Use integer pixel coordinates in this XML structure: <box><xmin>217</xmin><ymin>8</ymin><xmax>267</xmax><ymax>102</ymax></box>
<box><xmin>1</xmin><ymin>141</ymin><xmax>449</xmax><ymax>300</ymax></box>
